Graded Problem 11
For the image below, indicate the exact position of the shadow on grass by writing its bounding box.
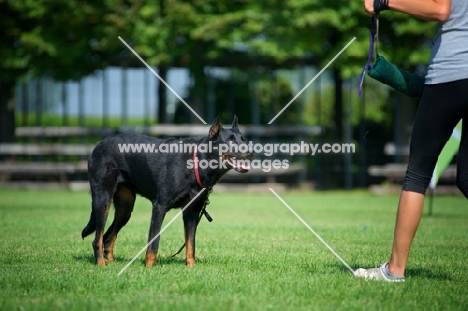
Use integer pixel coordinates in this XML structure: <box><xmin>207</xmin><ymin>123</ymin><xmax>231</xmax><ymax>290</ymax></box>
<box><xmin>328</xmin><ymin>263</ymin><xmax>357</xmax><ymax>275</ymax></box>
<box><xmin>405</xmin><ymin>267</ymin><xmax>453</xmax><ymax>281</ymax></box>
<box><xmin>72</xmin><ymin>254</ymin><xmax>97</xmax><ymax>264</ymax></box>
<box><xmin>73</xmin><ymin>253</ymin><xmax>208</xmax><ymax>267</ymax></box>
<box><xmin>299</xmin><ymin>262</ymin><xmax>355</xmax><ymax>276</ymax></box>
<box><xmin>72</xmin><ymin>254</ymin><xmax>144</xmax><ymax>265</ymax></box>
<box><xmin>122</xmin><ymin>256</ymin><xmax>187</xmax><ymax>266</ymax></box>
<box><xmin>156</xmin><ymin>256</ymin><xmax>186</xmax><ymax>265</ymax></box>
<box><xmin>154</xmin><ymin>255</ymin><xmax>208</xmax><ymax>266</ymax></box>
<box><xmin>422</xmin><ymin>213</ymin><xmax>466</xmax><ymax>220</ymax></box>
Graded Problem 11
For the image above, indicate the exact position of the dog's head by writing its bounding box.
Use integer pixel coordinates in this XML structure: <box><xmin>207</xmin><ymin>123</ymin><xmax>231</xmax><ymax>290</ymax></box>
<box><xmin>209</xmin><ymin>115</ymin><xmax>254</xmax><ymax>173</ymax></box>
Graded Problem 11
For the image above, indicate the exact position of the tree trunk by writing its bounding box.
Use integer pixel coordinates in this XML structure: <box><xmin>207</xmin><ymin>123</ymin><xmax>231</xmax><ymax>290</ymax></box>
<box><xmin>0</xmin><ymin>82</ymin><xmax>15</xmax><ymax>143</ymax></box>
<box><xmin>333</xmin><ymin>69</ymin><xmax>343</xmax><ymax>141</ymax></box>
<box><xmin>189</xmin><ymin>52</ymin><xmax>206</xmax><ymax>124</ymax></box>
<box><xmin>333</xmin><ymin>69</ymin><xmax>344</xmax><ymax>187</ymax></box>
<box><xmin>157</xmin><ymin>0</ymin><xmax>168</xmax><ymax>124</ymax></box>
<box><xmin>157</xmin><ymin>66</ymin><xmax>168</xmax><ymax>124</ymax></box>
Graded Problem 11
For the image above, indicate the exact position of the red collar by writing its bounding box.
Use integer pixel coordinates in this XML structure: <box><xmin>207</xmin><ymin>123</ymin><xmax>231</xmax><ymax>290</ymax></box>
<box><xmin>193</xmin><ymin>145</ymin><xmax>204</xmax><ymax>188</ymax></box>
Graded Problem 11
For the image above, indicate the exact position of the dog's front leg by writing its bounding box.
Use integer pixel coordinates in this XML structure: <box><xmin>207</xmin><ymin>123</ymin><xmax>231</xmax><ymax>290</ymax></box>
<box><xmin>145</xmin><ymin>202</ymin><xmax>165</xmax><ymax>267</ymax></box>
<box><xmin>183</xmin><ymin>208</ymin><xmax>200</xmax><ymax>267</ymax></box>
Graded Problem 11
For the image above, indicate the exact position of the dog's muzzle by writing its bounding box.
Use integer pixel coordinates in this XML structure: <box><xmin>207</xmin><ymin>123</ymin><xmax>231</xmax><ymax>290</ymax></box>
<box><xmin>221</xmin><ymin>152</ymin><xmax>254</xmax><ymax>173</ymax></box>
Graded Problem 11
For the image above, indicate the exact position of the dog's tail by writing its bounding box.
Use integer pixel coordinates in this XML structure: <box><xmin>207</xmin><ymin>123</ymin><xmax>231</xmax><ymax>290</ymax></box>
<box><xmin>81</xmin><ymin>210</ymin><xmax>96</xmax><ymax>239</ymax></box>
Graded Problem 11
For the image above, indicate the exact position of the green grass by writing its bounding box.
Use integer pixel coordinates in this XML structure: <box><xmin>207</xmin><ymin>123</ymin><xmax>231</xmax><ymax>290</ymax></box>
<box><xmin>0</xmin><ymin>189</ymin><xmax>467</xmax><ymax>310</ymax></box>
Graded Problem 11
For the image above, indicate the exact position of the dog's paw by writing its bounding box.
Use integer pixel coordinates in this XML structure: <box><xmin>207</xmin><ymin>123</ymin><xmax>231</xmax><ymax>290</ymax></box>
<box><xmin>145</xmin><ymin>252</ymin><xmax>157</xmax><ymax>267</ymax></box>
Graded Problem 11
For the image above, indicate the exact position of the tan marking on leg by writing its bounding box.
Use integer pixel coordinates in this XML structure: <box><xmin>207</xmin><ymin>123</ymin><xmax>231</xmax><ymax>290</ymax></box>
<box><xmin>104</xmin><ymin>185</ymin><xmax>135</xmax><ymax>263</ymax></box>
<box><xmin>95</xmin><ymin>201</ymin><xmax>112</xmax><ymax>266</ymax></box>
<box><xmin>96</xmin><ymin>232</ymin><xmax>106</xmax><ymax>266</ymax></box>
<box><xmin>185</xmin><ymin>227</ymin><xmax>196</xmax><ymax>267</ymax></box>
<box><xmin>145</xmin><ymin>250</ymin><xmax>157</xmax><ymax>267</ymax></box>
<box><xmin>116</xmin><ymin>185</ymin><xmax>135</xmax><ymax>204</ymax></box>
<box><xmin>104</xmin><ymin>235</ymin><xmax>117</xmax><ymax>262</ymax></box>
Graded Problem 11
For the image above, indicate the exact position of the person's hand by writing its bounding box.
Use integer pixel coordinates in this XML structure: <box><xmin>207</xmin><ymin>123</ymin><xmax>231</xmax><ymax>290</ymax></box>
<box><xmin>364</xmin><ymin>0</ymin><xmax>376</xmax><ymax>16</ymax></box>
<box><xmin>365</xmin><ymin>0</ymin><xmax>389</xmax><ymax>15</ymax></box>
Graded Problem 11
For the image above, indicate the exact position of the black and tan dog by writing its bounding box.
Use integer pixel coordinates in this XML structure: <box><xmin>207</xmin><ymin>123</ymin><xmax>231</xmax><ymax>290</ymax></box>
<box><xmin>82</xmin><ymin>116</ymin><xmax>253</xmax><ymax>267</ymax></box>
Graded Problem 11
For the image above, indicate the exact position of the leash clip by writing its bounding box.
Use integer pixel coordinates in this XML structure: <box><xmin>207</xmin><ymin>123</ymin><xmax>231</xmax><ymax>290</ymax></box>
<box><xmin>203</xmin><ymin>210</ymin><xmax>213</xmax><ymax>222</ymax></box>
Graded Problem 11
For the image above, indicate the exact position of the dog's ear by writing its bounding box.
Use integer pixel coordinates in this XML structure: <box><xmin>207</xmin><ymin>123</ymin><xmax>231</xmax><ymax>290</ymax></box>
<box><xmin>209</xmin><ymin>116</ymin><xmax>221</xmax><ymax>139</ymax></box>
<box><xmin>231</xmin><ymin>115</ymin><xmax>239</xmax><ymax>129</ymax></box>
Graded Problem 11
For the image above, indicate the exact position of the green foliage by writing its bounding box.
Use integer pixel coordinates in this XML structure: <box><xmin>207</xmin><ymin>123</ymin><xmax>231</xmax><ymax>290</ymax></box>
<box><xmin>1</xmin><ymin>190</ymin><xmax>468</xmax><ymax>310</ymax></box>
<box><xmin>173</xmin><ymin>68</ymin><xmax>300</xmax><ymax>125</ymax></box>
<box><xmin>0</xmin><ymin>0</ymin><xmax>164</xmax><ymax>81</ymax></box>
<box><xmin>1</xmin><ymin>0</ymin><xmax>439</xmax><ymax>135</ymax></box>
<box><xmin>303</xmin><ymin>78</ymin><xmax>392</xmax><ymax>128</ymax></box>
<box><xmin>1</xmin><ymin>0</ymin><xmax>437</xmax><ymax>80</ymax></box>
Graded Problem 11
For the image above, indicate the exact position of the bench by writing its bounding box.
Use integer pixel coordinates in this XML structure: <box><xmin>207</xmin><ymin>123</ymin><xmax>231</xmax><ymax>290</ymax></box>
<box><xmin>368</xmin><ymin>162</ymin><xmax>459</xmax><ymax>198</ymax></box>
<box><xmin>366</xmin><ymin>141</ymin><xmax>460</xmax><ymax>195</ymax></box>
<box><xmin>369</xmin><ymin>141</ymin><xmax>457</xmax><ymax>183</ymax></box>
<box><xmin>368</xmin><ymin>163</ymin><xmax>457</xmax><ymax>183</ymax></box>
<box><xmin>0</xmin><ymin>143</ymin><xmax>93</xmax><ymax>185</ymax></box>
<box><xmin>368</xmin><ymin>163</ymin><xmax>460</xmax><ymax>196</ymax></box>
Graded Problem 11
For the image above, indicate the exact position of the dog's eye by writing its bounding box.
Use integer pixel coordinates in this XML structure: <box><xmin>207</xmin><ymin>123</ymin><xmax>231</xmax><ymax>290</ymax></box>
<box><xmin>241</xmin><ymin>136</ymin><xmax>247</xmax><ymax>142</ymax></box>
<box><xmin>228</xmin><ymin>135</ymin><xmax>236</xmax><ymax>142</ymax></box>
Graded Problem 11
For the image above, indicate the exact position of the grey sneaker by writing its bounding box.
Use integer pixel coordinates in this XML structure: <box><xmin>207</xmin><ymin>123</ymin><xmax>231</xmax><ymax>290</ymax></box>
<box><xmin>354</xmin><ymin>262</ymin><xmax>405</xmax><ymax>282</ymax></box>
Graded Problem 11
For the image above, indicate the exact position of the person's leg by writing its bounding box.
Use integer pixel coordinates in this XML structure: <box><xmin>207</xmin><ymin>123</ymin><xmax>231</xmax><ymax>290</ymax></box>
<box><xmin>387</xmin><ymin>81</ymin><xmax>465</xmax><ymax>276</ymax></box>
<box><xmin>387</xmin><ymin>191</ymin><xmax>424</xmax><ymax>276</ymax></box>
<box><xmin>388</xmin><ymin>79</ymin><xmax>468</xmax><ymax>276</ymax></box>
<box><xmin>355</xmin><ymin>191</ymin><xmax>423</xmax><ymax>280</ymax></box>
<box><xmin>357</xmin><ymin>79</ymin><xmax>468</xmax><ymax>281</ymax></box>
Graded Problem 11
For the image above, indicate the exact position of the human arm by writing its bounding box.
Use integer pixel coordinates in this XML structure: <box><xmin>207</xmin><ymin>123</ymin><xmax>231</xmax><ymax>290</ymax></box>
<box><xmin>364</xmin><ymin>0</ymin><xmax>451</xmax><ymax>22</ymax></box>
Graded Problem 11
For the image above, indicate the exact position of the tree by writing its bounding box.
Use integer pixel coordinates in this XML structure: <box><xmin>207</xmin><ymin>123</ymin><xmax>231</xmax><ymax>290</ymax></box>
<box><xmin>1</xmin><ymin>0</ymin><xmax>438</xmax><ymax>140</ymax></box>
<box><xmin>0</xmin><ymin>0</ymin><xmax>135</xmax><ymax>141</ymax></box>
<box><xmin>173</xmin><ymin>0</ymin><xmax>434</xmax><ymax>127</ymax></box>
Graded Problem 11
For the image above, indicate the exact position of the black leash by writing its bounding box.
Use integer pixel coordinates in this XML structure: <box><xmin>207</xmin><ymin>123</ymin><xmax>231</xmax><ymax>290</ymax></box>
<box><xmin>169</xmin><ymin>187</ymin><xmax>213</xmax><ymax>258</ymax></box>
<box><xmin>358</xmin><ymin>15</ymin><xmax>379</xmax><ymax>98</ymax></box>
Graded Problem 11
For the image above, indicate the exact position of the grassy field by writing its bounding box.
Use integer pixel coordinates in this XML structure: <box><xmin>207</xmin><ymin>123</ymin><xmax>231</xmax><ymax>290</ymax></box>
<box><xmin>0</xmin><ymin>189</ymin><xmax>467</xmax><ymax>310</ymax></box>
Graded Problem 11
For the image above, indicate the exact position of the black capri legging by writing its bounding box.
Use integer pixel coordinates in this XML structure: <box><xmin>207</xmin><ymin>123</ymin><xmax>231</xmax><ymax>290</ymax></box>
<box><xmin>403</xmin><ymin>78</ymin><xmax>468</xmax><ymax>198</ymax></box>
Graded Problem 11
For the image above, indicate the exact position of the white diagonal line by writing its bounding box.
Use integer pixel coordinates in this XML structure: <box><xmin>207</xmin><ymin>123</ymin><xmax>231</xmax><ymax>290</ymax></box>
<box><xmin>117</xmin><ymin>188</ymin><xmax>207</xmax><ymax>276</ymax></box>
<box><xmin>268</xmin><ymin>188</ymin><xmax>355</xmax><ymax>274</ymax></box>
<box><xmin>118</xmin><ymin>36</ymin><xmax>207</xmax><ymax>125</ymax></box>
<box><xmin>268</xmin><ymin>37</ymin><xmax>356</xmax><ymax>124</ymax></box>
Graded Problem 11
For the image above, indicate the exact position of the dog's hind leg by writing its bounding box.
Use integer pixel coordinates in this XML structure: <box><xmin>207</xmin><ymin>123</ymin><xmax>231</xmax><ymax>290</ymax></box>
<box><xmin>90</xmin><ymin>184</ymin><xmax>114</xmax><ymax>266</ymax></box>
<box><xmin>145</xmin><ymin>200</ymin><xmax>166</xmax><ymax>267</ymax></box>
<box><xmin>103</xmin><ymin>184</ymin><xmax>135</xmax><ymax>262</ymax></box>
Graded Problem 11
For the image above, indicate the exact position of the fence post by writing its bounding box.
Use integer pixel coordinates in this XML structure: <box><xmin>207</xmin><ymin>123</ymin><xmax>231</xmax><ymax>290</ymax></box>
<box><xmin>61</xmin><ymin>82</ymin><xmax>68</xmax><ymax>126</ymax></box>
<box><xmin>78</xmin><ymin>79</ymin><xmax>85</xmax><ymax>127</ymax></box>
<box><xmin>102</xmin><ymin>69</ymin><xmax>109</xmax><ymax>127</ymax></box>
<box><xmin>22</xmin><ymin>82</ymin><xmax>29</xmax><ymax>126</ymax></box>
<box><xmin>36</xmin><ymin>79</ymin><xmax>42</xmax><ymax>127</ymax></box>
<box><xmin>157</xmin><ymin>66</ymin><xmax>167</xmax><ymax>124</ymax></box>
<box><xmin>122</xmin><ymin>66</ymin><xmax>128</xmax><ymax>126</ymax></box>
